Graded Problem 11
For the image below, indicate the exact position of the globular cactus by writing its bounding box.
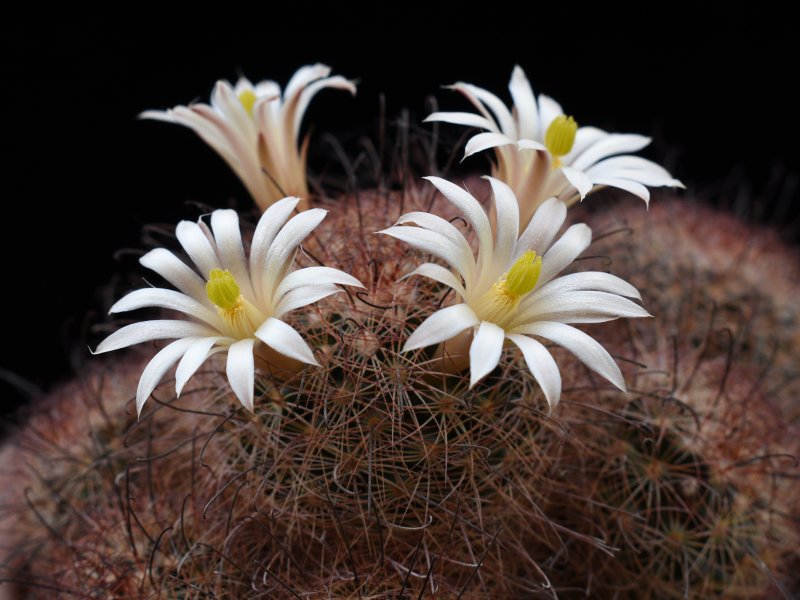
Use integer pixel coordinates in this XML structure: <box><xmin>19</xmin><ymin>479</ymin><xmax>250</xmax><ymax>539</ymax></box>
<box><xmin>1</xmin><ymin>67</ymin><xmax>797</xmax><ymax>599</ymax></box>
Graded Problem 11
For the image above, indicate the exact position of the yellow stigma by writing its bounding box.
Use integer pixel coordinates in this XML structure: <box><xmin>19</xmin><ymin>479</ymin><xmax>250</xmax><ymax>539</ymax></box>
<box><xmin>206</xmin><ymin>269</ymin><xmax>241</xmax><ymax>311</ymax></box>
<box><xmin>238</xmin><ymin>89</ymin><xmax>257</xmax><ymax>115</ymax></box>
<box><xmin>545</xmin><ymin>115</ymin><xmax>578</xmax><ymax>158</ymax></box>
<box><xmin>504</xmin><ymin>251</ymin><xmax>542</xmax><ymax>296</ymax></box>
<box><xmin>476</xmin><ymin>252</ymin><xmax>542</xmax><ymax>324</ymax></box>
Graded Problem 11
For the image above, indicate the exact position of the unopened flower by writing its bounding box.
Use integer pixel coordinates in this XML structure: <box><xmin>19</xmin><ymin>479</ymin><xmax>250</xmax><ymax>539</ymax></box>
<box><xmin>381</xmin><ymin>176</ymin><xmax>649</xmax><ymax>408</ymax></box>
<box><xmin>96</xmin><ymin>200</ymin><xmax>363</xmax><ymax>414</ymax></box>
<box><xmin>142</xmin><ymin>64</ymin><xmax>356</xmax><ymax>212</ymax></box>
<box><xmin>426</xmin><ymin>66</ymin><xmax>682</xmax><ymax>227</ymax></box>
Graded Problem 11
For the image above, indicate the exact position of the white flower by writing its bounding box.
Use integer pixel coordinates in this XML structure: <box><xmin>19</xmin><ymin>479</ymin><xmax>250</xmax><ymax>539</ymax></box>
<box><xmin>425</xmin><ymin>65</ymin><xmax>683</xmax><ymax>228</ymax></box>
<box><xmin>141</xmin><ymin>64</ymin><xmax>356</xmax><ymax>212</ymax></box>
<box><xmin>95</xmin><ymin>199</ymin><xmax>363</xmax><ymax>415</ymax></box>
<box><xmin>380</xmin><ymin>176</ymin><xmax>650</xmax><ymax>409</ymax></box>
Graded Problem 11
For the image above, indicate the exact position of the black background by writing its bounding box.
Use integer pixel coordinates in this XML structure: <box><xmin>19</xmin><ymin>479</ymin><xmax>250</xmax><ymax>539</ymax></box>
<box><xmin>1</xmin><ymin>7</ymin><xmax>797</xmax><ymax>414</ymax></box>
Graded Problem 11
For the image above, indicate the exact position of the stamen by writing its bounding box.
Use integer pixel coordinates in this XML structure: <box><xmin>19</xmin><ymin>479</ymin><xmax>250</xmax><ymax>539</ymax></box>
<box><xmin>476</xmin><ymin>252</ymin><xmax>542</xmax><ymax>325</ymax></box>
<box><xmin>504</xmin><ymin>251</ymin><xmax>542</xmax><ymax>296</ymax></box>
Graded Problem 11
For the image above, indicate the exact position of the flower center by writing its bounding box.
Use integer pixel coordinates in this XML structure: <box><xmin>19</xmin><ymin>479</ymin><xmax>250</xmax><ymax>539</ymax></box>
<box><xmin>206</xmin><ymin>269</ymin><xmax>261</xmax><ymax>338</ymax></box>
<box><xmin>476</xmin><ymin>251</ymin><xmax>542</xmax><ymax>325</ymax></box>
<box><xmin>238</xmin><ymin>89</ymin><xmax>258</xmax><ymax>115</ymax></box>
<box><xmin>545</xmin><ymin>115</ymin><xmax>577</xmax><ymax>169</ymax></box>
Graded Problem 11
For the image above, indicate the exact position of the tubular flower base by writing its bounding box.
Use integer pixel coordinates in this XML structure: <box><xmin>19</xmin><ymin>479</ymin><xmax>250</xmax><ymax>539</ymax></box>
<box><xmin>95</xmin><ymin>198</ymin><xmax>363</xmax><ymax>414</ymax></box>
<box><xmin>142</xmin><ymin>64</ymin><xmax>356</xmax><ymax>212</ymax></box>
<box><xmin>381</xmin><ymin>176</ymin><xmax>650</xmax><ymax>408</ymax></box>
<box><xmin>426</xmin><ymin>65</ymin><xmax>683</xmax><ymax>227</ymax></box>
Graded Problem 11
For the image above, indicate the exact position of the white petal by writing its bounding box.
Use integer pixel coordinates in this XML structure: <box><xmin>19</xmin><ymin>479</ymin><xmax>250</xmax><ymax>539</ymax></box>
<box><xmin>96</xmin><ymin>320</ymin><xmax>217</xmax><ymax>353</ymax></box>
<box><xmin>512</xmin><ymin>322</ymin><xmax>626</xmax><ymax>392</ymax></box>
<box><xmin>464</xmin><ymin>132</ymin><xmax>516</xmax><ymax>158</ymax></box>
<box><xmin>533</xmin><ymin>271</ymin><xmax>642</xmax><ymax>300</ymax></box>
<box><xmin>515</xmin><ymin>291</ymin><xmax>651</xmax><ymax>325</ymax></box>
<box><xmin>255</xmin><ymin>317</ymin><xmax>319</xmax><ymax>366</ymax></box>
<box><xmin>110</xmin><ymin>288</ymin><xmax>223</xmax><ymax>330</ymax></box>
<box><xmin>565</xmin><ymin>127</ymin><xmax>608</xmax><ymax>162</ymax></box>
<box><xmin>136</xmin><ymin>337</ymin><xmax>197</xmax><ymax>416</ymax></box>
<box><xmin>283</xmin><ymin>63</ymin><xmax>331</xmax><ymax>103</ymax></box>
<box><xmin>506</xmin><ymin>333</ymin><xmax>562</xmax><ymax>409</ymax></box>
<box><xmin>591</xmin><ymin>177</ymin><xmax>651</xmax><ymax>204</ymax></box>
<box><xmin>395</xmin><ymin>211</ymin><xmax>475</xmax><ymax>272</ymax></box>
<box><xmin>570</xmin><ymin>134</ymin><xmax>652</xmax><ymax>171</ymax></box>
<box><xmin>515</xmin><ymin>197</ymin><xmax>567</xmax><ymax>258</ymax></box>
<box><xmin>379</xmin><ymin>226</ymin><xmax>475</xmax><ymax>284</ymax></box>
<box><xmin>274</xmin><ymin>284</ymin><xmax>342</xmax><ymax>317</ymax></box>
<box><xmin>175</xmin><ymin>220</ymin><xmax>222</xmax><ymax>277</ymax></box>
<box><xmin>263</xmin><ymin>208</ymin><xmax>327</xmax><ymax>295</ymax></box>
<box><xmin>509</xmin><ymin>65</ymin><xmax>540</xmax><ymax>139</ymax></box>
<box><xmin>402</xmin><ymin>263</ymin><xmax>467</xmax><ymax>300</ymax></box>
<box><xmin>424</xmin><ymin>111</ymin><xmax>497</xmax><ymax>132</ymax></box>
<box><xmin>517</xmin><ymin>139</ymin><xmax>548</xmax><ymax>152</ymax></box>
<box><xmin>537</xmin><ymin>94</ymin><xmax>565</xmax><ymax>133</ymax></box>
<box><xmin>585</xmin><ymin>155</ymin><xmax>677</xmax><ymax>181</ymax></box>
<box><xmin>175</xmin><ymin>336</ymin><xmax>228</xmax><ymax>396</ymax></box>
<box><xmin>423</xmin><ymin>176</ymin><xmax>493</xmax><ymax>272</ymax></box>
<box><xmin>403</xmin><ymin>304</ymin><xmax>479</xmax><ymax>352</ymax></box>
<box><xmin>485</xmin><ymin>176</ymin><xmax>519</xmax><ymax>276</ymax></box>
<box><xmin>250</xmin><ymin>196</ymin><xmax>301</xmax><ymax>303</ymax></box>
<box><xmin>537</xmin><ymin>223</ymin><xmax>592</xmax><ymax>287</ymax></box>
<box><xmin>450</xmin><ymin>82</ymin><xmax>516</xmax><ymax>136</ymax></box>
<box><xmin>210</xmin><ymin>209</ymin><xmax>255</xmax><ymax>301</ymax></box>
<box><xmin>469</xmin><ymin>321</ymin><xmax>505</xmax><ymax>388</ymax></box>
<box><xmin>560</xmin><ymin>166</ymin><xmax>594</xmax><ymax>199</ymax></box>
<box><xmin>226</xmin><ymin>338</ymin><xmax>256</xmax><ymax>412</ymax></box>
<box><xmin>140</xmin><ymin>248</ymin><xmax>208</xmax><ymax>302</ymax></box>
<box><xmin>292</xmin><ymin>76</ymin><xmax>357</xmax><ymax>140</ymax></box>
<box><xmin>211</xmin><ymin>80</ymin><xmax>256</xmax><ymax>143</ymax></box>
<box><xmin>274</xmin><ymin>266</ymin><xmax>363</xmax><ymax>301</ymax></box>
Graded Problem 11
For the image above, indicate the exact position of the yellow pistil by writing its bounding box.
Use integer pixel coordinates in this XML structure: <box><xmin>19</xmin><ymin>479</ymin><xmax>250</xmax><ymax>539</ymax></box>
<box><xmin>206</xmin><ymin>269</ymin><xmax>241</xmax><ymax>310</ymax></box>
<box><xmin>238</xmin><ymin>89</ymin><xmax>257</xmax><ymax>115</ymax></box>
<box><xmin>206</xmin><ymin>269</ymin><xmax>262</xmax><ymax>338</ymax></box>
<box><xmin>545</xmin><ymin>115</ymin><xmax>577</xmax><ymax>169</ymax></box>
<box><xmin>476</xmin><ymin>251</ymin><xmax>542</xmax><ymax>325</ymax></box>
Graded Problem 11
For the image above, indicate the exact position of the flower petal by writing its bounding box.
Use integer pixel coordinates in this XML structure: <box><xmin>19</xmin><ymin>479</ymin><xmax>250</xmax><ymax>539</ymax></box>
<box><xmin>255</xmin><ymin>317</ymin><xmax>319</xmax><ymax>366</ymax></box>
<box><xmin>292</xmin><ymin>76</ymin><xmax>357</xmax><ymax>141</ymax></box>
<box><xmin>424</xmin><ymin>111</ymin><xmax>497</xmax><ymax>132</ymax></box>
<box><xmin>570</xmin><ymin>134</ymin><xmax>652</xmax><ymax>171</ymax></box>
<box><xmin>250</xmin><ymin>196</ymin><xmax>301</xmax><ymax>303</ymax></box>
<box><xmin>485</xmin><ymin>176</ymin><xmax>520</xmax><ymax>277</ymax></box>
<box><xmin>591</xmin><ymin>177</ymin><xmax>651</xmax><ymax>204</ymax></box>
<box><xmin>139</xmin><ymin>248</ymin><xmax>208</xmax><ymax>302</ymax></box>
<box><xmin>537</xmin><ymin>223</ymin><xmax>592</xmax><ymax>287</ymax></box>
<box><xmin>274</xmin><ymin>284</ymin><xmax>342</xmax><ymax>317</ymax></box>
<box><xmin>516</xmin><ymin>139</ymin><xmax>548</xmax><ymax>152</ymax></box>
<box><xmin>506</xmin><ymin>333</ymin><xmax>562</xmax><ymax>409</ymax></box>
<box><xmin>136</xmin><ymin>337</ymin><xmax>197</xmax><ymax>416</ymax></box>
<box><xmin>402</xmin><ymin>263</ymin><xmax>467</xmax><ymax>300</ymax></box>
<box><xmin>423</xmin><ymin>176</ymin><xmax>493</xmax><ymax>273</ymax></box>
<box><xmin>96</xmin><ymin>320</ymin><xmax>217</xmax><ymax>354</ymax></box>
<box><xmin>403</xmin><ymin>304</ymin><xmax>479</xmax><ymax>352</ymax></box>
<box><xmin>509</xmin><ymin>65</ymin><xmax>540</xmax><ymax>140</ymax></box>
<box><xmin>533</xmin><ymin>271</ymin><xmax>642</xmax><ymax>300</ymax></box>
<box><xmin>176</xmin><ymin>220</ymin><xmax>222</xmax><ymax>277</ymax></box>
<box><xmin>175</xmin><ymin>336</ymin><xmax>228</xmax><ymax>396</ymax></box>
<box><xmin>537</xmin><ymin>94</ymin><xmax>565</xmax><ymax>133</ymax></box>
<box><xmin>226</xmin><ymin>338</ymin><xmax>256</xmax><ymax>412</ymax></box>
<box><xmin>514</xmin><ymin>291</ymin><xmax>651</xmax><ymax>325</ymax></box>
<box><xmin>109</xmin><ymin>288</ymin><xmax>223</xmax><ymax>330</ymax></box>
<box><xmin>469</xmin><ymin>321</ymin><xmax>505</xmax><ymax>388</ymax></box>
<box><xmin>283</xmin><ymin>63</ymin><xmax>331</xmax><ymax>103</ymax></box>
<box><xmin>464</xmin><ymin>132</ymin><xmax>516</xmax><ymax>158</ymax></box>
<box><xmin>210</xmin><ymin>209</ymin><xmax>256</xmax><ymax>301</ymax></box>
<box><xmin>515</xmin><ymin>197</ymin><xmax>567</xmax><ymax>258</ymax></box>
<box><xmin>512</xmin><ymin>321</ymin><xmax>626</xmax><ymax>392</ymax></box>
<box><xmin>396</xmin><ymin>211</ymin><xmax>475</xmax><ymax>282</ymax></box>
<box><xmin>379</xmin><ymin>226</ymin><xmax>475</xmax><ymax>284</ymax></box>
<box><xmin>263</xmin><ymin>208</ymin><xmax>327</xmax><ymax>295</ymax></box>
<box><xmin>450</xmin><ymin>82</ymin><xmax>516</xmax><ymax>136</ymax></box>
<box><xmin>560</xmin><ymin>166</ymin><xmax>594</xmax><ymax>199</ymax></box>
<box><xmin>274</xmin><ymin>266</ymin><xmax>363</xmax><ymax>301</ymax></box>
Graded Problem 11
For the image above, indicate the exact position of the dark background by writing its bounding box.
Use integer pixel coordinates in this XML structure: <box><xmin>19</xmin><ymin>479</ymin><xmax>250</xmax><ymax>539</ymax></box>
<box><xmin>1</xmin><ymin>7</ymin><xmax>797</xmax><ymax>414</ymax></box>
